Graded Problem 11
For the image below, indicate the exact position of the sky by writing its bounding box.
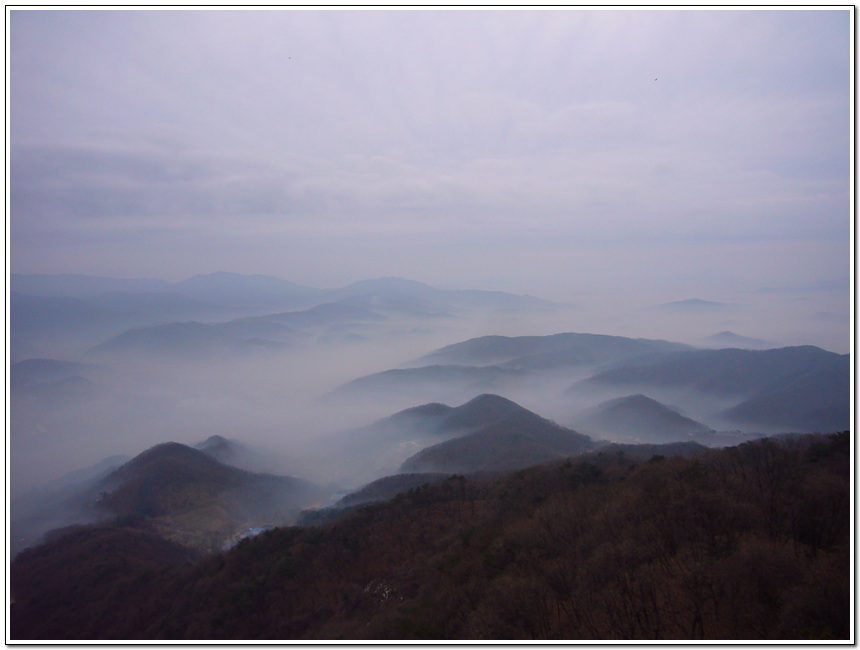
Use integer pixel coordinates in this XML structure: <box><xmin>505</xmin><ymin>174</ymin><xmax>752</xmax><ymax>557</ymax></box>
<box><xmin>8</xmin><ymin>8</ymin><xmax>852</xmax><ymax>300</ymax></box>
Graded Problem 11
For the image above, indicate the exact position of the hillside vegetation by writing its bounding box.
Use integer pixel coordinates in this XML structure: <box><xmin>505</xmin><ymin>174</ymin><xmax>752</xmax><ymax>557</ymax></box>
<box><xmin>95</xmin><ymin>443</ymin><xmax>325</xmax><ymax>552</ymax></box>
<box><xmin>11</xmin><ymin>432</ymin><xmax>849</xmax><ymax>640</ymax></box>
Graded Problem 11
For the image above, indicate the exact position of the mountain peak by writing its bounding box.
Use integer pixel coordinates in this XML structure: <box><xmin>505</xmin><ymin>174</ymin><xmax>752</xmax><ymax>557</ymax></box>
<box><xmin>461</xmin><ymin>393</ymin><xmax>521</xmax><ymax>411</ymax></box>
<box><xmin>113</xmin><ymin>441</ymin><xmax>219</xmax><ymax>470</ymax></box>
<box><xmin>600</xmin><ymin>394</ymin><xmax>687</xmax><ymax>419</ymax></box>
<box><xmin>195</xmin><ymin>435</ymin><xmax>232</xmax><ymax>454</ymax></box>
<box><xmin>443</xmin><ymin>394</ymin><xmax>542</xmax><ymax>431</ymax></box>
<box><xmin>576</xmin><ymin>393</ymin><xmax>711</xmax><ymax>444</ymax></box>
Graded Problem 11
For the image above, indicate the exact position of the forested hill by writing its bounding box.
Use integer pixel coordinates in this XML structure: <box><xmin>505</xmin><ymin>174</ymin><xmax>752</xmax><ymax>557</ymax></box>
<box><xmin>10</xmin><ymin>432</ymin><xmax>849</xmax><ymax>641</ymax></box>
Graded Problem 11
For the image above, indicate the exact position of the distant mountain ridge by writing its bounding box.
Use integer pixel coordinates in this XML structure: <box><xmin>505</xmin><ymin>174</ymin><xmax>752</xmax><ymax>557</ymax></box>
<box><xmin>10</xmin><ymin>358</ymin><xmax>95</xmax><ymax>389</ymax></box>
<box><xmin>13</xmin><ymin>272</ymin><xmax>559</xmax><ymax>360</ymax></box>
<box><xmin>586</xmin><ymin>345</ymin><xmax>849</xmax><ymax>432</ymax></box>
<box><xmin>410</xmin><ymin>332</ymin><xmax>692</xmax><ymax>369</ymax></box>
<box><xmin>703</xmin><ymin>331</ymin><xmax>770</xmax><ymax>349</ymax></box>
<box><xmin>335</xmin><ymin>333</ymin><xmax>694</xmax><ymax>405</ymax></box>
<box><xmin>86</xmin><ymin>321</ymin><xmax>278</xmax><ymax>359</ymax></box>
<box><xmin>377</xmin><ymin>393</ymin><xmax>535</xmax><ymax>434</ymax></box>
<box><xmin>327</xmin><ymin>277</ymin><xmax>556</xmax><ymax>314</ymax></box>
<box><xmin>333</xmin><ymin>364</ymin><xmax>522</xmax><ymax>403</ymax></box>
<box><xmin>10</xmin><ymin>273</ymin><xmax>171</xmax><ymax>297</ymax></box>
<box><xmin>84</xmin><ymin>299</ymin><xmax>392</xmax><ymax>358</ymax></box>
<box><xmin>12</xmin><ymin>272</ymin><xmax>555</xmax><ymax>315</ymax></box>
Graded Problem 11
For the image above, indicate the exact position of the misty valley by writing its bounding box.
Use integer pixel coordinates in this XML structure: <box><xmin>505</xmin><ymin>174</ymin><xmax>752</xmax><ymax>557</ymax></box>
<box><xmin>8</xmin><ymin>271</ymin><xmax>851</xmax><ymax>640</ymax></box>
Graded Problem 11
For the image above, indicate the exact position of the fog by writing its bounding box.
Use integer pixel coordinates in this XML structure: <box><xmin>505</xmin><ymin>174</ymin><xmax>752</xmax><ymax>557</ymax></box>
<box><xmin>10</xmin><ymin>280</ymin><xmax>849</xmax><ymax>499</ymax></box>
<box><xmin>7</xmin><ymin>10</ymin><xmax>851</xmax><ymax>555</ymax></box>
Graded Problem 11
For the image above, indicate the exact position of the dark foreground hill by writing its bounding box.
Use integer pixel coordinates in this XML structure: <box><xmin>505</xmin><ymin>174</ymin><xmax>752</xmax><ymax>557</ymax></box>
<box><xmin>11</xmin><ymin>432</ymin><xmax>849</xmax><ymax>640</ymax></box>
<box><xmin>95</xmin><ymin>443</ymin><xmax>325</xmax><ymax>552</ymax></box>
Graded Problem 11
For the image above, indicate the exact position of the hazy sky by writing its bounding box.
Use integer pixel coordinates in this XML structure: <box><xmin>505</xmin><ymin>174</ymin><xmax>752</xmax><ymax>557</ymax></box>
<box><xmin>9</xmin><ymin>9</ymin><xmax>851</xmax><ymax>298</ymax></box>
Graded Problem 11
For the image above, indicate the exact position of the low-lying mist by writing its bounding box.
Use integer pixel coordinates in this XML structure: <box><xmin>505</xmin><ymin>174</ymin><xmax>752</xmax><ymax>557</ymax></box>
<box><xmin>10</xmin><ymin>282</ymin><xmax>849</xmax><ymax>504</ymax></box>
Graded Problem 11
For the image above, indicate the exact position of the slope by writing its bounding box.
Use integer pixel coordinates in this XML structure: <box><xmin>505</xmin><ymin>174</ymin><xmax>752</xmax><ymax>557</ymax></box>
<box><xmin>575</xmin><ymin>393</ymin><xmax>712</xmax><ymax>444</ymax></box>
<box><xmin>400</xmin><ymin>397</ymin><xmax>594</xmax><ymax>474</ymax></box>
<box><xmin>96</xmin><ymin>442</ymin><xmax>325</xmax><ymax>551</ymax></box>
<box><xmin>585</xmin><ymin>345</ymin><xmax>849</xmax><ymax>431</ymax></box>
<box><xmin>11</xmin><ymin>432</ymin><xmax>848</xmax><ymax>640</ymax></box>
<box><xmin>411</xmin><ymin>332</ymin><xmax>691</xmax><ymax>370</ymax></box>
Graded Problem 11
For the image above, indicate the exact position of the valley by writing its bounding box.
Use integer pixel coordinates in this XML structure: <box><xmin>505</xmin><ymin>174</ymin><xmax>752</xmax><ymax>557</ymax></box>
<box><xmin>8</xmin><ymin>271</ymin><xmax>852</xmax><ymax>641</ymax></box>
<box><xmin>9</xmin><ymin>8</ymin><xmax>851</xmax><ymax>641</ymax></box>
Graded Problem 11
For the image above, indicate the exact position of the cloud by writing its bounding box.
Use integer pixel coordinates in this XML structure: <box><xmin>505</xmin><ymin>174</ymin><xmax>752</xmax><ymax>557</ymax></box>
<box><xmin>9</xmin><ymin>9</ymin><xmax>850</xmax><ymax>294</ymax></box>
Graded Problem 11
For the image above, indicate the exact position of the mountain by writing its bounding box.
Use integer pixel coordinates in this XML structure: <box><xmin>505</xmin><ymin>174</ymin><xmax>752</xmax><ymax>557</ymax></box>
<box><xmin>378</xmin><ymin>393</ymin><xmax>540</xmax><ymax>434</ymax></box>
<box><xmin>410</xmin><ymin>332</ymin><xmax>692</xmax><ymax>369</ymax></box>
<box><xmin>10</xmin><ymin>358</ymin><xmax>96</xmax><ymax>403</ymax></box>
<box><xmin>10</xmin><ymin>454</ymin><xmax>130</xmax><ymax>558</ymax></box>
<box><xmin>400</xmin><ymin>397</ymin><xmax>593</xmax><ymax>474</ymax></box>
<box><xmin>195</xmin><ymin>435</ymin><xmax>247</xmax><ymax>465</ymax></box>
<box><xmin>586</xmin><ymin>345</ymin><xmax>847</xmax><ymax>395</ymax></box>
<box><xmin>10</xmin><ymin>433</ymin><xmax>850</xmax><ymax>640</ymax></box>
<box><xmin>256</xmin><ymin>302</ymin><xmax>385</xmax><ymax>343</ymax></box>
<box><xmin>703</xmin><ymin>331</ymin><xmax>770</xmax><ymax>349</ymax></box>
<box><xmin>10</xmin><ymin>358</ymin><xmax>95</xmax><ymax>389</ymax></box>
<box><xmin>85</xmin><ymin>301</ymin><xmax>385</xmax><ymax>359</ymax></box>
<box><xmin>720</xmin><ymin>368</ymin><xmax>850</xmax><ymax>432</ymax></box>
<box><xmin>584</xmin><ymin>346</ymin><xmax>849</xmax><ymax>432</ymax></box>
<box><xmin>10</xmin><ymin>291</ymin><xmax>115</xmax><ymax>341</ymax></box>
<box><xmin>333</xmin><ymin>364</ymin><xmax>523</xmax><ymax>404</ymax></box>
<box><xmin>97</xmin><ymin>442</ymin><xmax>325</xmax><ymax>552</ymax></box>
<box><xmin>10</xmin><ymin>288</ymin><xmax>231</xmax><ymax>358</ymax></box>
<box><xmin>12</xmin><ymin>272</ymin><xmax>553</xmax><ymax>316</ymax></box>
<box><xmin>326</xmin><ymin>277</ymin><xmax>556</xmax><ymax>316</ymax></box>
<box><xmin>333</xmin><ymin>473</ymin><xmax>452</xmax><ymax>509</ymax></box>
<box><xmin>574</xmin><ymin>394</ymin><xmax>712</xmax><ymax>444</ymax></box>
<box><xmin>172</xmin><ymin>272</ymin><xmax>322</xmax><ymax>309</ymax></box>
<box><xmin>87</xmin><ymin>291</ymin><xmax>231</xmax><ymax>322</ymax></box>
<box><xmin>204</xmin><ymin>316</ymin><xmax>306</xmax><ymax>344</ymax></box>
<box><xmin>11</xmin><ymin>273</ymin><xmax>171</xmax><ymax>298</ymax></box>
<box><xmin>86</xmin><ymin>321</ymin><xmax>260</xmax><ymax>359</ymax></box>
<box><xmin>577</xmin><ymin>440</ymin><xmax>709</xmax><ymax>462</ymax></box>
<box><xmin>264</xmin><ymin>302</ymin><xmax>383</xmax><ymax>326</ymax></box>
<box><xmin>194</xmin><ymin>435</ymin><xmax>287</xmax><ymax>474</ymax></box>
<box><xmin>10</xmin><ymin>523</ymin><xmax>199</xmax><ymax>639</ymax></box>
<box><xmin>309</xmin><ymin>394</ymin><xmax>577</xmax><ymax>486</ymax></box>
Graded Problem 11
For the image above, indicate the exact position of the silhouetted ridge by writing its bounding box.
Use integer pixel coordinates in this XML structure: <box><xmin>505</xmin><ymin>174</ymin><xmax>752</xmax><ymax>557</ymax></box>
<box><xmin>576</xmin><ymin>394</ymin><xmax>711</xmax><ymax>444</ymax></box>
<box><xmin>88</xmin><ymin>322</ymin><xmax>239</xmax><ymax>358</ymax></box>
<box><xmin>94</xmin><ymin>442</ymin><xmax>324</xmax><ymax>552</ymax></box>
<box><xmin>588</xmin><ymin>345</ymin><xmax>846</xmax><ymax>395</ymax></box>
<box><xmin>413</xmin><ymin>332</ymin><xmax>691</xmax><ymax>369</ymax></box>
<box><xmin>442</xmin><ymin>393</ymin><xmax>538</xmax><ymax>430</ymax></box>
<box><xmin>109</xmin><ymin>442</ymin><xmax>232</xmax><ymax>480</ymax></box>
<box><xmin>335</xmin><ymin>473</ymin><xmax>452</xmax><ymax>508</ymax></box>
<box><xmin>387</xmin><ymin>402</ymin><xmax>453</xmax><ymax>421</ymax></box>
<box><xmin>599</xmin><ymin>394</ymin><xmax>693</xmax><ymax>420</ymax></box>
<box><xmin>100</xmin><ymin>443</ymin><xmax>250</xmax><ymax>517</ymax></box>
<box><xmin>380</xmin><ymin>394</ymin><xmax>554</xmax><ymax>434</ymax></box>
<box><xmin>400</xmin><ymin>396</ymin><xmax>593</xmax><ymax>474</ymax></box>
<box><xmin>10</xmin><ymin>358</ymin><xmax>94</xmax><ymax>388</ymax></box>
<box><xmin>195</xmin><ymin>435</ymin><xmax>232</xmax><ymax>454</ymax></box>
